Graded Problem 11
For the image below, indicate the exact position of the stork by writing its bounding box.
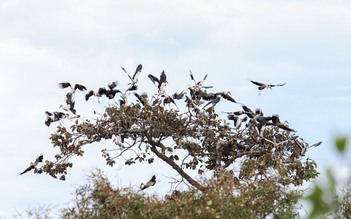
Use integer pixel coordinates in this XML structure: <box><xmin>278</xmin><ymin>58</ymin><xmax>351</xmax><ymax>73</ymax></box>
<box><xmin>18</xmin><ymin>154</ymin><xmax>44</xmax><ymax>175</ymax></box>
<box><xmin>121</xmin><ymin>64</ymin><xmax>142</xmax><ymax>85</ymax></box>
<box><xmin>172</xmin><ymin>89</ymin><xmax>187</xmax><ymax>100</ymax></box>
<box><xmin>45</xmin><ymin>111</ymin><xmax>66</xmax><ymax>127</ymax></box>
<box><xmin>189</xmin><ymin>70</ymin><xmax>212</xmax><ymax>88</ymax></box>
<box><xmin>140</xmin><ymin>175</ymin><xmax>156</xmax><ymax>190</ymax></box>
<box><xmin>60</xmin><ymin>92</ymin><xmax>76</xmax><ymax>115</ymax></box>
<box><xmin>148</xmin><ymin>70</ymin><xmax>167</xmax><ymax>96</ymax></box>
<box><xmin>250</xmin><ymin>80</ymin><xmax>286</xmax><ymax>95</ymax></box>
<box><xmin>58</xmin><ymin>82</ymin><xmax>87</xmax><ymax>93</ymax></box>
<box><xmin>134</xmin><ymin>92</ymin><xmax>149</xmax><ymax>106</ymax></box>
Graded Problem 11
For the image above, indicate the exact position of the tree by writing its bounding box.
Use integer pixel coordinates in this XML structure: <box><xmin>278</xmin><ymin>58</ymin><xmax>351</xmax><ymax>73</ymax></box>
<box><xmin>35</xmin><ymin>64</ymin><xmax>319</xmax><ymax>194</ymax></box>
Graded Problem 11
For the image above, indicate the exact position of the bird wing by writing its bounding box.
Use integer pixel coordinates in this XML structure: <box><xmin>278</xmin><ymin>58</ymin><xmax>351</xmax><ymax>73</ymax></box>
<box><xmin>19</xmin><ymin>165</ymin><xmax>34</xmax><ymax>175</ymax></box>
<box><xmin>220</xmin><ymin>92</ymin><xmax>236</xmax><ymax>103</ymax></box>
<box><xmin>276</xmin><ymin>82</ymin><xmax>287</xmax><ymax>87</ymax></box>
<box><xmin>310</xmin><ymin>141</ymin><xmax>322</xmax><ymax>147</ymax></box>
<box><xmin>148</xmin><ymin>74</ymin><xmax>160</xmax><ymax>85</ymax></box>
<box><xmin>85</xmin><ymin>90</ymin><xmax>94</xmax><ymax>101</ymax></box>
<box><xmin>121</xmin><ymin>66</ymin><xmax>132</xmax><ymax>80</ymax></box>
<box><xmin>132</xmin><ymin>64</ymin><xmax>142</xmax><ymax>80</ymax></box>
<box><xmin>58</xmin><ymin>82</ymin><xmax>71</xmax><ymax>89</ymax></box>
<box><xmin>189</xmin><ymin>70</ymin><xmax>196</xmax><ymax>82</ymax></box>
<box><xmin>159</xmin><ymin>71</ymin><xmax>167</xmax><ymax>84</ymax></box>
<box><xmin>74</xmin><ymin>84</ymin><xmax>87</xmax><ymax>91</ymax></box>
<box><xmin>250</xmin><ymin>80</ymin><xmax>265</xmax><ymax>86</ymax></box>
<box><xmin>108</xmin><ymin>81</ymin><xmax>118</xmax><ymax>89</ymax></box>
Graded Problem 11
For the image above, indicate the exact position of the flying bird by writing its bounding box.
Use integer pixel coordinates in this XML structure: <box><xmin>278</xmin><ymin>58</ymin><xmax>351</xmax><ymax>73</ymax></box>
<box><xmin>269</xmin><ymin>114</ymin><xmax>296</xmax><ymax>132</ymax></box>
<box><xmin>250</xmin><ymin>80</ymin><xmax>286</xmax><ymax>95</ymax></box>
<box><xmin>121</xmin><ymin>64</ymin><xmax>143</xmax><ymax>85</ymax></box>
<box><xmin>18</xmin><ymin>154</ymin><xmax>44</xmax><ymax>175</ymax></box>
<box><xmin>140</xmin><ymin>175</ymin><xmax>156</xmax><ymax>190</ymax></box>
<box><xmin>58</xmin><ymin>82</ymin><xmax>87</xmax><ymax>93</ymax></box>
<box><xmin>189</xmin><ymin>70</ymin><xmax>212</xmax><ymax>88</ymax></box>
<box><xmin>45</xmin><ymin>111</ymin><xmax>66</xmax><ymax>127</ymax></box>
<box><xmin>148</xmin><ymin>70</ymin><xmax>167</xmax><ymax>95</ymax></box>
<box><xmin>217</xmin><ymin>91</ymin><xmax>236</xmax><ymax>103</ymax></box>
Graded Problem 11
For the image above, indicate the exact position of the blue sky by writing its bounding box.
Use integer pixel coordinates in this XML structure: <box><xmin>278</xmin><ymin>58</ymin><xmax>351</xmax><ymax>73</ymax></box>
<box><xmin>0</xmin><ymin>1</ymin><xmax>350</xmax><ymax>217</ymax></box>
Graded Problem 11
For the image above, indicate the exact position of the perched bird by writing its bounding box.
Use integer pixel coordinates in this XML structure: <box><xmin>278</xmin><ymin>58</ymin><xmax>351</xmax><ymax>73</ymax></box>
<box><xmin>18</xmin><ymin>154</ymin><xmax>44</xmax><ymax>175</ymax></box>
<box><xmin>250</xmin><ymin>80</ymin><xmax>286</xmax><ymax>95</ymax></box>
<box><xmin>140</xmin><ymin>175</ymin><xmax>156</xmax><ymax>190</ymax></box>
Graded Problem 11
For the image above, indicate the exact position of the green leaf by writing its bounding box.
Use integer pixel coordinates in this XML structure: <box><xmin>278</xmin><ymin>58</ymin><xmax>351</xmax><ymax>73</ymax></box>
<box><xmin>335</xmin><ymin>136</ymin><xmax>348</xmax><ymax>154</ymax></box>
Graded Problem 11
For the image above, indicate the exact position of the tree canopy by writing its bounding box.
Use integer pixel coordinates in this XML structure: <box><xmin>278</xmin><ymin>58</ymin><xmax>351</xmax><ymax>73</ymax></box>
<box><xmin>29</xmin><ymin>64</ymin><xmax>319</xmax><ymax>194</ymax></box>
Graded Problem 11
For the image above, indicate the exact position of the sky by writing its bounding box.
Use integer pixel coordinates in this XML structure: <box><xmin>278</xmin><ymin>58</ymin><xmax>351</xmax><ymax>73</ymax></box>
<box><xmin>0</xmin><ymin>0</ymin><xmax>351</xmax><ymax>218</ymax></box>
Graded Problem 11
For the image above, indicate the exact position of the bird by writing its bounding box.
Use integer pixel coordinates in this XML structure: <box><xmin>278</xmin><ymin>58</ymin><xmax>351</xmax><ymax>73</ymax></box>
<box><xmin>85</xmin><ymin>87</ymin><xmax>109</xmax><ymax>101</ymax></box>
<box><xmin>107</xmin><ymin>81</ymin><xmax>118</xmax><ymax>90</ymax></box>
<box><xmin>269</xmin><ymin>114</ymin><xmax>296</xmax><ymax>132</ymax></box>
<box><xmin>172</xmin><ymin>90</ymin><xmax>187</xmax><ymax>100</ymax></box>
<box><xmin>58</xmin><ymin>82</ymin><xmax>87</xmax><ymax>93</ymax></box>
<box><xmin>148</xmin><ymin>70</ymin><xmax>168</xmax><ymax>95</ymax></box>
<box><xmin>203</xmin><ymin>96</ymin><xmax>221</xmax><ymax>110</ymax></box>
<box><xmin>217</xmin><ymin>91</ymin><xmax>236</xmax><ymax>103</ymax></box>
<box><xmin>134</xmin><ymin>92</ymin><xmax>149</xmax><ymax>106</ymax></box>
<box><xmin>140</xmin><ymin>175</ymin><xmax>156</xmax><ymax>190</ymax></box>
<box><xmin>59</xmin><ymin>92</ymin><xmax>76</xmax><ymax>115</ymax></box>
<box><xmin>121</xmin><ymin>64</ymin><xmax>143</xmax><ymax>85</ymax></box>
<box><xmin>294</xmin><ymin>140</ymin><xmax>322</xmax><ymax>156</ymax></box>
<box><xmin>250</xmin><ymin>80</ymin><xmax>286</xmax><ymax>95</ymax></box>
<box><xmin>18</xmin><ymin>154</ymin><xmax>44</xmax><ymax>175</ymax></box>
<box><xmin>189</xmin><ymin>70</ymin><xmax>212</xmax><ymax>88</ymax></box>
<box><xmin>45</xmin><ymin>111</ymin><xmax>66</xmax><ymax>127</ymax></box>
<box><xmin>240</xmin><ymin>105</ymin><xmax>255</xmax><ymax>118</ymax></box>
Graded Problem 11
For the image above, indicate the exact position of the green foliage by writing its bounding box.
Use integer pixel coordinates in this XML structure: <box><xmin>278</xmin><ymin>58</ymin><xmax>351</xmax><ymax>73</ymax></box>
<box><xmin>335</xmin><ymin>136</ymin><xmax>348</xmax><ymax>154</ymax></box>
<box><xmin>56</xmin><ymin>169</ymin><xmax>304</xmax><ymax>218</ymax></box>
<box><xmin>305</xmin><ymin>136</ymin><xmax>351</xmax><ymax>218</ymax></box>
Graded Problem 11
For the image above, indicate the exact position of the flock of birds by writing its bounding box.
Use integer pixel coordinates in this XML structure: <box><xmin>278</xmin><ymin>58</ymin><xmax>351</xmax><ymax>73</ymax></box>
<box><xmin>19</xmin><ymin>64</ymin><xmax>321</xmax><ymax>191</ymax></box>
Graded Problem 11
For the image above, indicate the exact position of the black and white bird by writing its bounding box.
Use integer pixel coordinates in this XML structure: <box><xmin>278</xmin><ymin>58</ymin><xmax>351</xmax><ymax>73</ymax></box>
<box><xmin>189</xmin><ymin>70</ymin><xmax>212</xmax><ymax>89</ymax></box>
<box><xmin>121</xmin><ymin>64</ymin><xmax>142</xmax><ymax>86</ymax></box>
<box><xmin>60</xmin><ymin>92</ymin><xmax>76</xmax><ymax>115</ymax></box>
<box><xmin>134</xmin><ymin>92</ymin><xmax>149</xmax><ymax>106</ymax></box>
<box><xmin>45</xmin><ymin>111</ymin><xmax>66</xmax><ymax>127</ymax></box>
<box><xmin>250</xmin><ymin>80</ymin><xmax>286</xmax><ymax>95</ymax></box>
<box><xmin>172</xmin><ymin>90</ymin><xmax>187</xmax><ymax>100</ymax></box>
<box><xmin>140</xmin><ymin>175</ymin><xmax>156</xmax><ymax>190</ymax></box>
<box><xmin>58</xmin><ymin>82</ymin><xmax>87</xmax><ymax>93</ymax></box>
<box><xmin>148</xmin><ymin>70</ymin><xmax>167</xmax><ymax>96</ymax></box>
<box><xmin>18</xmin><ymin>154</ymin><xmax>44</xmax><ymax>175</ymax></box>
